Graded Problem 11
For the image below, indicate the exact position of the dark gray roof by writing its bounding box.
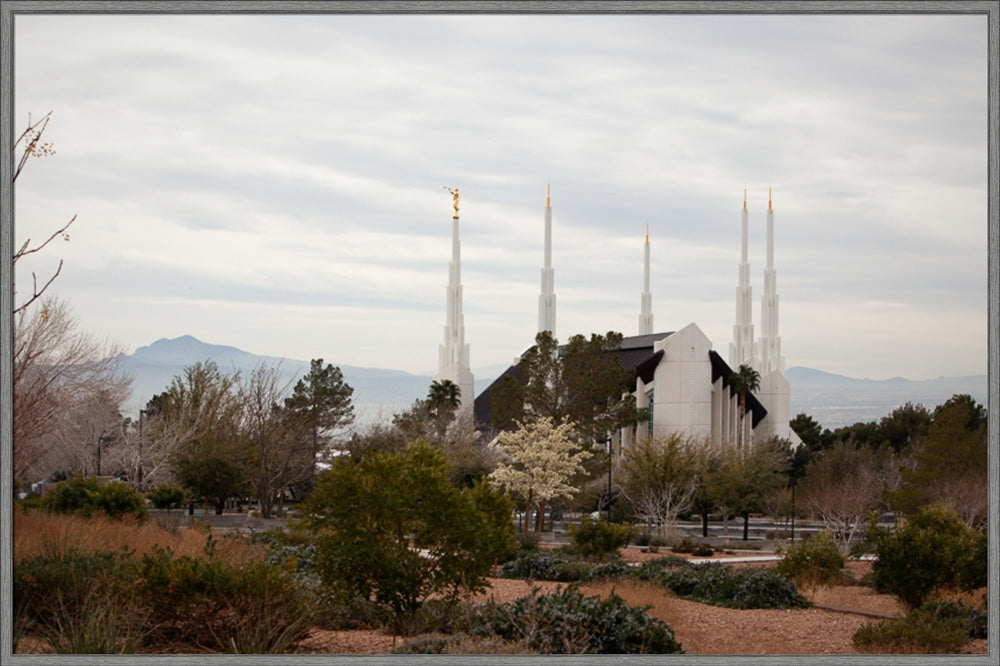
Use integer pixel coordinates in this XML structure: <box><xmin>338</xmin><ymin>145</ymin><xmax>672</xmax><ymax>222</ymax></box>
<box><xmin>473</xmin><ymin>331</ymin><xmax>767</xmax><ymax>431</ymax></box>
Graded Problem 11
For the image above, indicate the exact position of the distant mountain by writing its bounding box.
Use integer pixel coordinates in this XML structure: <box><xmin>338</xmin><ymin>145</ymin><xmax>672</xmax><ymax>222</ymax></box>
<box><xmin>786</xmin><ymin>366</ymin><xmax>988</xmax><ymax>429</ymax></box>
<box><xmin>119</xmin><ymin>336</ymin><xmax>987</xmax><ymax>430</ymax></box>
<box><xmin>122</xmin><ymin>335</ymin><xmax>501</xmax><ymax>423</ymax></box>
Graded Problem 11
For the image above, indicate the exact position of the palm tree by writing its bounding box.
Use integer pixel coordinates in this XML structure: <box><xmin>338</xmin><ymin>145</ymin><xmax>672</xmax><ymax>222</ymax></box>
<box><xmin>427</xmin><ymin>379</ymin><xmax>461</xmax><ymax>441</ymax></box>
<box><xmin>729</xmin><ymin>364</ymin><xmax>761</xmax><ymax>449</ymax></box>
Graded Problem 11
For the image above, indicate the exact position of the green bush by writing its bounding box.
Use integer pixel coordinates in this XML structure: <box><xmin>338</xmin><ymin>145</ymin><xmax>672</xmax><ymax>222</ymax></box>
<box><xmin>776</xmin><ymin>531</ymin><xmax>845</xmax><ymax>588</ymax></box>
<box><xmin>499</xmin><ymin>549</ymin><xmax>592</xmax><ymax>582</ymax></box>
<box><xmin>569</xmin><ymin>516</ymin><xmax>634</xmax><ymax>561</ymax></box>
<box><xmin>300</xmin><ymin>444</ymin><xmax>517</xmax><ymax>635</ymax></box>
<box><xmin>42</xmin><ymin>476</ymin><xmax>102</xmax><ymax>515</ymax></box>
<box><xmin>472</xmin><ymin>586</ymin><xmax>684</xmax><ymax>654</ymax></box>
<box><xmin>661</xmin><ymin>562</ymin><xmax>810</xmax><ymax>609</ymax></box>
<box><xmin>853</xmin><ymin>600</ymin><xmax>986</xmax><ymax>652</ymax></box>
<box><xmin>148</xmin><ymin>484</ymin><xmax>186</xmax><ymax>510</ymax></box>
<box><xmin>41</xmin><ymin>476</ymin><xmax>147</xmax><ymax>520</ymax></box>
<box><xmin>15</xmin><ymin>543</ymin><xmax>315</xmax><ymax>654</ymax></box>
<box><xmin>93</xmin><ymin>481</ymin><xmax>148</xmax><ymax>520</ymax></box>
<box><xmin>861</xmin><ymin>505</ymin><xmax>986</xmax><ymax>609</ymax></box>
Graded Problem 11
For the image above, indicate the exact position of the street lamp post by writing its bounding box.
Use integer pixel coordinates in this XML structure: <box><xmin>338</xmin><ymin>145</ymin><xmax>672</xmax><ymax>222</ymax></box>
<box><xmin>605</xmin><ymin>437</ymin><xmax>613</xmax><ymax>522</ymax></box>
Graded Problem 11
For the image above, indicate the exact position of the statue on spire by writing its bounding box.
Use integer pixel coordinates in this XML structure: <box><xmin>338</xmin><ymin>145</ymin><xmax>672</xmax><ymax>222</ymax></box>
<box><xmin>444</xmin><ymin>186</ymin><xmax>460</xmax><ymax>220</ymax></box>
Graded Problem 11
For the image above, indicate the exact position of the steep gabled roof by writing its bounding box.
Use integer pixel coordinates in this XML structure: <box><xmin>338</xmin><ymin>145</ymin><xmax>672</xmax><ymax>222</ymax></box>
<box><xmin>473</xmin><ymin>331</ymin><xmax>767</xmax><ymax>431</ymax></box>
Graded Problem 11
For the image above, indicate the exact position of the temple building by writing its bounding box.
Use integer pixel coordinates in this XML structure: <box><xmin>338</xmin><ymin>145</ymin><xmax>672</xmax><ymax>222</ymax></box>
<box><xmin>451</xmin><ymin>186</ymin><xmax>799</xmax><ymax>448</ymax></box>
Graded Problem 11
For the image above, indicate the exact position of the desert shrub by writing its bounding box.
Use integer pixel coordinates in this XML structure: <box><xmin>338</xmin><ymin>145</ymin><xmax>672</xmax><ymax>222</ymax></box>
<box><xmin>471</xmin><ymin>586</ymin><xmax>684</xmax><ymax>654</ymax></box>
<box><xmin>92</xmin><ymin>481</ymin><xmax>148</xmax><ymax>520</ymax></box>
<box><xmin>661</xmin><ymin>562</ymin><xmax>810</xmax><ymax>609</ymax></box>
<box><xmin>391</xmin><ymin>633</ymin><xmax>461</xmax><ymax>654</ymax></box>
<box><xmin>514</xmin><ymin>529</ymin><xmax>541</xmax><ymax>552</ymax></box>
<box><xmin>15</xmin><ymin>541</ymin><xmax>315</xmax><ymax>654</ymax></box>
<box><xmin>860</xmin><ymin>505</ymin><xmax>986</xmax><ymax>609</ymax></box>
<box><xmin>42</xmin><ymin>476</ymin><xmax>101</xmax><ymax>515</ymax></box>
<box><xmin>499</xmin><ymin>549</ymin><xmax>571</xmax><ymax>580</ymax></box>
<box><xmin>570</xmin><ymin>516</ymin><xmax>635</xmax><ymax>561</ymax></box>
<box><xmin>14</xmin><ymin>548</ymin><xmax>126</xmax><ymax>632</ymax></box>
<box><xmin>629</xmin><ymin>556</ymin><xmax>687</xmax><ymax>583</ymax></box>
<box><xmin>41</xmin><ymin>476</ymin><xmax>147</xmax><ymax>521</ymax></box>
<box><xmin>300</xmin><ymin>444</ymin><xmax>517</xmax><ymax>636</ymax></box>
<box><xmin>148</xmin><ymin>484</ymin><xmax>186</xmax><ymax>510</ymax></box>
<box><xmin>586</xmin><ymin>561</ymin><xmax>633</xmax><ymax>581</ymax></box>
<box><xmin>853</xmin><ymin>600</ymin><xmax>986</xmax><ymax>653</ymax></box>
<box><xmin>671</xmin><ymin>536</ymin><xmax>696</xmax><ymax>553</ymax></box>
<box><xmin>691</xmin><ymin>543</ymin><xmax>714</xmax><ymax>556</ymax></box>
<box><xmin>776</xmin><ymin>531</ymin><xmax>845</xmax><ymax>588</ymax></box>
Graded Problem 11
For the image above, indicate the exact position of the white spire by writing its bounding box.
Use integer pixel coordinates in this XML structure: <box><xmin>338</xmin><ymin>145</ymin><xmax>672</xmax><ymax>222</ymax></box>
<box><xmin>436</xmin><ymin>187</ymin><xmax>474</xmax><ymax>410</ymax></box>
<box><xmin>639</xmin><ymin>224</ymin><xmax>653</xmax><ymax>335</ymax></box>
<box><xmin>759</xmin><ymin>188</ymin><xmax>784</xmax><ymax>375</ymax></box>
<box><xmin>729</xmin><ymin>189</ymin><xmax>755</xmax><ymax>369</ymax></box>
<box><xmin>538</xmin><ymin>183</ymin><xmax>556</xmax><ymax>336</ymax></box>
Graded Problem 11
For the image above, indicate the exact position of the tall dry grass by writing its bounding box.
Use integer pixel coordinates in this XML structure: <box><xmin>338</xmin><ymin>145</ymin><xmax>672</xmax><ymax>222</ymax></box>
<box><xmin>13</xmin><ymin>511</ymin><xmax>264</xmax><ymax>565</ymax></box>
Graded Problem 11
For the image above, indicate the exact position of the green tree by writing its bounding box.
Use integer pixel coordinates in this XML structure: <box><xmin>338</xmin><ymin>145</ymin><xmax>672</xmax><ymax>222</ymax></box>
<box><xmin>888</xmin><ymin>394</ymin><xmax>987</xmax><ymax>530</ymax></box>
<box><xmin>283</xmin><ymin>359</ymin><xmax>355</xmax><ymax>496</ymax></box>
<box><xmin>156</xmin><ymin>361</ymin><xmax>249</xmax><ymax>514</ymax></box>
<box><xmin>728</xmin><ymin>364</ymin><xmax>760</xmax><ymax>449</ymax></box>
<box><xmin>300</xmin><ymin>443</ymin><xmax>516</xmax><ymax>635</ymax></box>
<box><xmin>491</xmin><ymin>331</ymin><xmax>637</xmax><ymax>445</ymax></box>
<box><xmin>874</xmin><ymin>402</ymin><xmax>932</xmax><ymax>453</ymax></box>
<box><xmin>489</xmin><ymin>417</ymin><xmax>592</xmax><ymax>533</ymax></box>
<box><xmin>707</xmin><ymin>437</ymin><xmax>788</xmax><ymax>540</ymax></box>
<box><xmin>790</xmin><ymin>412</ymin><xmax>824</xmax><ymax>452</ymax></box>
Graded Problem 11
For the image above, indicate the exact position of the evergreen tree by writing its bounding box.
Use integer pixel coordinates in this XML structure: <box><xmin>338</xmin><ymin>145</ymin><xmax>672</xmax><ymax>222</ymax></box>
<box><xmin>284</xmin><ymin>359</ymin><xmax>355</xmax><ymax>495</ymax></box>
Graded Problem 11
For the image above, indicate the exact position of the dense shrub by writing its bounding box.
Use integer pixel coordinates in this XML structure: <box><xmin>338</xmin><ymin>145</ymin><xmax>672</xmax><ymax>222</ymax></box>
<box><xmin>92</xmin><ymin>481</ymin><xmax>149</xmax><ymax>520</ymax></box>
<box><xmin>14</xmin><ymin>542</ymin><xmax>315</xmax><ymax>653</ymax></box>
<box><xmin>569</xmin><ymin>516</ymin><xmax>635</xmax><ymax>561</ymax></box>
<box><xmin>776</xmin><ymin>531</ymin><xmax>845</xmax><ymax>588</ymax></box>
<box><xmin>472</xmin><ymin>586</ymin><xmax>684</xmax><ymax>654</ymax></box>
<box><xmin>661</xmin><ymin>562</ymin><xmax>810</xmax><ymax>609</ymax></box>
<box><xmin>671</xmin><ymin>536</ymin><xmax>713</xmax><ymax>555</ymax></box>
<box><xmin>300</xmin><ymin>444</ymin><xmax>517</xmax><ymax>635</ymax></box>
<box><xmin>42</xmin><ymin>476</ymin><xmax>147</xmax><ymax>520</ymax></box>
<box><xmin>853</xmin><ymin>600</ymin><xmax>986</xmax><ymax>653</ymax></box>
<box><xmin>860</xmin><ymin>505</ymin><xmax>986</xmax><ymax>609</ymax></box>
<box><xmin>148</xmin><ymin>484</ymin><xmax>187</xmax><ymax>510</ymax></box>
<box><xmin>499</xmin><ymin>549</ymin><xmax>589</xmax><ymax>582</ymax></box>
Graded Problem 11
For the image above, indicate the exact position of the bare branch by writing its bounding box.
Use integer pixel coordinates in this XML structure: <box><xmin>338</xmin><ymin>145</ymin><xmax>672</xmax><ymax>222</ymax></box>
<box><xmin>13</xmin><ymin>110</ymin><xmax>54</xmax><ymax>183</ymax></box>
<box><xmin>13</xmin><ymin>214</ymin><xmax>76</xmax><ymax>263</ymax></box>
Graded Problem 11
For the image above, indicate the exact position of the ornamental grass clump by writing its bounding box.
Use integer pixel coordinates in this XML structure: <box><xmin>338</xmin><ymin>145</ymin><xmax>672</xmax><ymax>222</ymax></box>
<box><xmin>471</xmin><ymin>586</ymin><xmax>684</xmax><ymax>654</ymax></box>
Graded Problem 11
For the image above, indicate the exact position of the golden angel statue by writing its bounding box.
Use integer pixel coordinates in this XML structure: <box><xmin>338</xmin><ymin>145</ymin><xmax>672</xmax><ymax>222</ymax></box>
<box><xmin>444</xmin><ymin>186</ymin><xmax>460</xmax><ymax>219</ymax></box>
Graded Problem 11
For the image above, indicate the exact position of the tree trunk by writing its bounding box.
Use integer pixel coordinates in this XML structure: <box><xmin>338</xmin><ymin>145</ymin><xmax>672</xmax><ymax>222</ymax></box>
<box><xmin>535</xmin><ymin>500</ymin><xmax>545</xmax><ymax>532</ymax></box>
<box><xmin>743</xmin><ymin>511</ymin><xmax>750</xmax><ymax>540</ymax></box>
<box><xmin>524</xmin><ymin>489</ymin><xmax>533</xmax><ymax>534</ymax></box>
<box><xmin>701</xmin><ymin>511</ymin><xmax>709</xmax><ymax>538</ymax></box>
<box><xmin>215</xmin><ymin>498</ymin><xmax>225</xmax><ymax>515</ymax></box>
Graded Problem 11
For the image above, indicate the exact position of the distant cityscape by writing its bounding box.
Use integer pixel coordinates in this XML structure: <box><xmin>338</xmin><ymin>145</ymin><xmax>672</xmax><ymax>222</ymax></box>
<box><xmin>120</xmin><ymin>336</ymin><xmax>988</xmax><ymax>430</ymax></box>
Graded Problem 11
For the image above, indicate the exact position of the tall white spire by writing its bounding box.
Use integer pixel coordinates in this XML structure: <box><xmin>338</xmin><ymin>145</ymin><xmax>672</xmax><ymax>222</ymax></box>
<box><xmin>729</xmin><ymin>189</ymin><xmax>755</xmax><ymax>369</ymax></box>
<box><xmin>538</xmin><ymin>183</ymin><xmax>556</xmax><ymax>336</ymax></box>
<box><xmin>759</xmin><ymin>188</ymin><xmax>784</xmax><ymax>375</ymax></box>
<box><xmin>639</xmin><ymin>224</ymin><xmax>653</xmax><ymax>335</ymax></box>
<box><xmin>436</xmin><ymin>187</ymin><xmax>474</xmax><ymax>410</ymax></box>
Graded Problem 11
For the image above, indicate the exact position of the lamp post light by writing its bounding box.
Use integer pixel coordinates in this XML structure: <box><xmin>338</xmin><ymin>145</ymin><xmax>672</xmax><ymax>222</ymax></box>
<box><xmin>605</xmin><ymin>437</ymin><xmax>613</xmax><ymax>522</ymax></box>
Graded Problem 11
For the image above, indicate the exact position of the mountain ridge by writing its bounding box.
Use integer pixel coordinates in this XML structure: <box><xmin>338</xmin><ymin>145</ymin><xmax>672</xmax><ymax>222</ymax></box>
<box><xmin>120</xmin><ymin>336</ymin><xmax>987</xmax><ymax>429</ymax></box>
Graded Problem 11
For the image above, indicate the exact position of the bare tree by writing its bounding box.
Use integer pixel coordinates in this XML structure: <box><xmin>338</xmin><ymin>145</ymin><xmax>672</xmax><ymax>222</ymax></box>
<box><xmin>13</xmin><ymin>297</ymin><xmax>132</xmax><ymax>481</ymax></box>
<box><xmin>13</xmin><ymin>111</ymin><xmax>77</xmax><ymax>315</ymax></box>
<box><xmin>797</xmin><ymin>441</ymin><xmax>888</xmax><ymax>552</ymax></box>
<box><xmin>617</xmin><ymin>434</ymin><xmax>699</xmax><ymax>538</ymax></box>
<box><xmin>241</xmin><ymin>362</ymin><xmax>312</xmax><ymax>518</ymax></box>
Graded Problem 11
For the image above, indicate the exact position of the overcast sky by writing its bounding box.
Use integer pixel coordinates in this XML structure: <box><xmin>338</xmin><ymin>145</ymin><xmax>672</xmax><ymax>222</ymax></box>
<box><xmin>12</xmin><ymin>11</ymin><xmax>989</xmax><ymax>381</ymax></box>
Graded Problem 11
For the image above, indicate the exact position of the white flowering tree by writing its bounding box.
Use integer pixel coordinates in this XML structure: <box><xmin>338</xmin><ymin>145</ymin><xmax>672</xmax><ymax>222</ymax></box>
<box><xmin>489</xmin><ymin>417</ymin><xmax>592</xmax><ymax>533</ymax></box>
